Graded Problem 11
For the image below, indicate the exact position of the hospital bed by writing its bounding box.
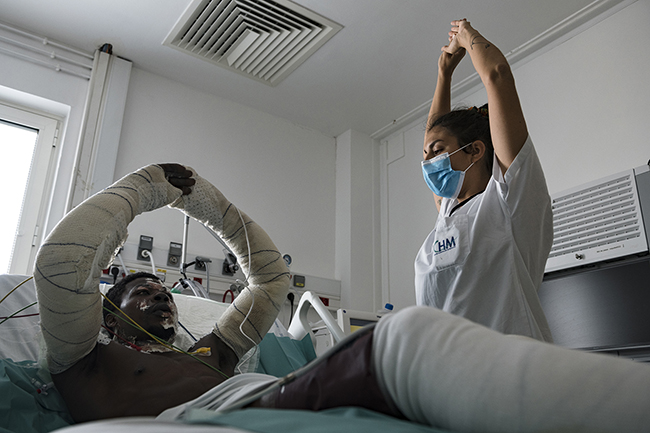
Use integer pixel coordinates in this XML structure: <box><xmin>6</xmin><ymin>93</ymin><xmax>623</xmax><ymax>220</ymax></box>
<box><xmin>3</xmin><ymin>273</ymin><xmax>650</xmax><ymax>433</ymax></box>
<box><xmin>0</xmin><ymin>274</ymin><xmax>442</xmax><ymax>433</ymax></box>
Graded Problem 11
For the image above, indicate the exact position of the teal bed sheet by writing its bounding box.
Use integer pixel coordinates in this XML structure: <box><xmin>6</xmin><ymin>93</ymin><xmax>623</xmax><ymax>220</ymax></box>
<box><xmin>186</xmin><ymin>407</ymin><xmax>451</xmax><ymax>433</ymax></box>
<box><xmin>256</xmin><ymin>334</ymin><xmax>317</xmax><ymax>377</ymax></box>
<box><xmin>0</xmin><ymin>359</ymin><xmax>73</xmax><ymax>433</ymax></box>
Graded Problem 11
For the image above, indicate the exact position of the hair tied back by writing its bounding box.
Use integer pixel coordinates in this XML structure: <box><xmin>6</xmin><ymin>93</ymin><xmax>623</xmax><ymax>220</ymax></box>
<box><xmin>469</xmin><ymin>105</ymin><xmax>489</xmax><ymax>118</ymax></box>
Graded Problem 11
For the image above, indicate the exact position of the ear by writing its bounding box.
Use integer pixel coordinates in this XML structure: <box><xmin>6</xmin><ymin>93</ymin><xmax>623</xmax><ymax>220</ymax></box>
<box><xmin>104</xmin><ymin>312</ymin><xmax>118</xmax><ymax>329</ymax></box>
<box><xmin>469</xmin><ymin>140</ymin><xmax>487</xmax><ymax>163</ymax></box>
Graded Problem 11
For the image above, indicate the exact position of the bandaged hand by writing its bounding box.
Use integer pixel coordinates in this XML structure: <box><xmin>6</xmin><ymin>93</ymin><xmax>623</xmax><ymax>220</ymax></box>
<box><xmin>159</xmin><ymin>163</ymin><xmax>195</xmax><ymax>195</ymax></box>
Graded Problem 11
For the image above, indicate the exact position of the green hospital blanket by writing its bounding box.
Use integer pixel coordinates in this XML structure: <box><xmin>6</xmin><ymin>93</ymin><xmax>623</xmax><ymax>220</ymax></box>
<box><xmin>0</xmin><ymin>359</ymin><xmax>73</xmax><ymax>433</ymax></box>
<box><xmin>256</xmin><ymin>333</ymin><xmax>317</xmax><ymax>377</ymax></box>
<box><xmin>186</xmin><ymin>407</ymin><xmax>451</xmax><ymax>433</ymax></box>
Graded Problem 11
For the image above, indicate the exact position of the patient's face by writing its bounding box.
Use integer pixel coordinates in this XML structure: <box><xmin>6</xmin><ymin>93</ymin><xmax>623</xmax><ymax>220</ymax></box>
<box><xmin>116</xmin><ymin>277</ymin><xmax>178</xmax><ymax>343</ymax></box>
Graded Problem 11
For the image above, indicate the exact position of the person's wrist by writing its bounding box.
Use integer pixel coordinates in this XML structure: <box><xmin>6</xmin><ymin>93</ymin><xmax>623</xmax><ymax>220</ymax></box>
<box><xmin>438</xmin><ymin>70</ymin><xmax>453</xmax><ymax>82</ymax></box>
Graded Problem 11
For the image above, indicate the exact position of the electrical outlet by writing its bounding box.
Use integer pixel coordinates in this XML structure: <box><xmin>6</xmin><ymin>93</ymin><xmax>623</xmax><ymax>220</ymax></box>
<box><xmin>194</xmin><ymin>260</ymin><xmax>206</xmax><ymax>271</ymax></box>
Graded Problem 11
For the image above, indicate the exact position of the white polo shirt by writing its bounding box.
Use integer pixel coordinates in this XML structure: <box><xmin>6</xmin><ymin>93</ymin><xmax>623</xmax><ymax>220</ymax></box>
<box><xmin>414</xmin><ymin>136</ymin><xmax>554</xmax><ymax>342</ymax></box>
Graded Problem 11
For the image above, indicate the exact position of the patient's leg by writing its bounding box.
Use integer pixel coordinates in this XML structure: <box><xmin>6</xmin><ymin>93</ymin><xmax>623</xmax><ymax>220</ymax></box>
<box><xmin>372</xmin><ymin>306</ymin><xmax>650</xmax><ymax>433</ymax></box>
<box><xmin>264</xmin><ymin>326</ymin><xmax>402</xmax><ymax>417</ymax></box>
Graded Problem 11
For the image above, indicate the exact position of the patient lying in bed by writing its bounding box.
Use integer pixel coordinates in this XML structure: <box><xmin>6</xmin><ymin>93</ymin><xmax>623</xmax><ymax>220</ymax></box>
<box><xmin>36</xmin><ymin>163</ymin><xmax>650</xmax><ymax>433</ymax></box>
<box><xmin>35</xmin><ymin>163</ymin><xmax>294</xmax><ymax>421</ymax></box>
<box><xmin>52</xmin><ymin>272</ymin><xmax>241</xmax><ymax>421</ymax></box>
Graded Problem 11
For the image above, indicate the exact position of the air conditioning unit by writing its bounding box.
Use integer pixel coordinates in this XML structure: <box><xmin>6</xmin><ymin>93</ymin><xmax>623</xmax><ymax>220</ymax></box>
<box><xmin>539</xmin><ymin>164</ymin><xmax>650</xmax><ymax>359</ymax></box>
<box><xmin>545</xmin><ymin>164</ymin><xmax>650</xmax><ymax>273</ymax></box>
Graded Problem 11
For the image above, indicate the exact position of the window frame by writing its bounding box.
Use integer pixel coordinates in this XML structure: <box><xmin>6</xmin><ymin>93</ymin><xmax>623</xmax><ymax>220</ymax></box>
<box><xmin>1</xmin><ymin>102</ymin><xmax>61</xmax><ymax>275</ymax></box>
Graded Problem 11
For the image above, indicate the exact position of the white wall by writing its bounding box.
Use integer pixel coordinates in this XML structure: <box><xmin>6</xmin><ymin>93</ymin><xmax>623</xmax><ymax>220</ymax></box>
<box><xmin>335</xmin><ymin>129</ymin><xmax>381</xmax><ymax>311</ymax></box>
<box><xmin>517</xmin><ymin>0</ymin><xmax>650</xmax><ymax>194</ymax></box>
<box><xmin>379</xmin><ymin>0</ymin><xmax>650</xmax><ymax>309</ymax></box>
<box><xmin>380</xmin><ymin>122</ymin><xmax>439</xmax><ymax>310</ymax></box>
<box><xmin>115</xmin><ymin>68</ymin><xmax>337</xmax><ymax>281</ymax></box>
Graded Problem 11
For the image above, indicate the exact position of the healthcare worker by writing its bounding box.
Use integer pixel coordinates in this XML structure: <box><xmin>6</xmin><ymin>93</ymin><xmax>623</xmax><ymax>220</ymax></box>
<box><xmin>415</xmin><ymin>19</ymin><xmax>553</xmax><ymax>342</ymax></box>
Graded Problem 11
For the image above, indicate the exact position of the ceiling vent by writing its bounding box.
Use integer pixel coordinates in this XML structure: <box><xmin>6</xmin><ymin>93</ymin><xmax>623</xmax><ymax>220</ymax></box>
<box><xmin>163</xmin><ymin>0</ymin><xmax>342</xmax><ymax>86</ymax></box>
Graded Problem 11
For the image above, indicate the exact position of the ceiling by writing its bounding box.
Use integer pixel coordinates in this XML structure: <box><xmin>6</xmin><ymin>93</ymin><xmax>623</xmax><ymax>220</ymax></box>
<box><xmin>0</xmin><ymin>0</ymin><xmax>604</xmax><ymax>138</ymax></box>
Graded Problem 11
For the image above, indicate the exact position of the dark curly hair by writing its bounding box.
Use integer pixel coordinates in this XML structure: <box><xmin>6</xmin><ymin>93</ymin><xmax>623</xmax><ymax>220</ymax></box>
<box><xmin>102</xmin><ymin>271</ymin><xmax>160</xmax><ymax>330</ymax></box>
<box><xmin>427</xmin><ymin>104</ymin><xmax>494</xmax><ymax>173</ymax></box>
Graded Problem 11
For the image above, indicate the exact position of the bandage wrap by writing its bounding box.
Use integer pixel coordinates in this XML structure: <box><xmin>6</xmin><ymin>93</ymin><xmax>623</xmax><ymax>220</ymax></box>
<box><xmin>35</xmin><ymin>165</ymin><xmax>183</xmax><ymax>373</ymax></box>
<box><xmin>170</xmin><ymin>171</ymin><xmax>290</xmax><ymax>358</ymax></box>
<box><xmin>35</xmin><ymin>164</ymin><xmax>289</xmax><ymax>373</ymax></box>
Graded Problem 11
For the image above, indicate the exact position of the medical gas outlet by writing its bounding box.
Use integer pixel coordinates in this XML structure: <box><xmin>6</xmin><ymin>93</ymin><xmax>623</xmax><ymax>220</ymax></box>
<box><xmin>137</xmin><ymin>235</ymin><xmax>153</xmax><ymax>261</ymax></box>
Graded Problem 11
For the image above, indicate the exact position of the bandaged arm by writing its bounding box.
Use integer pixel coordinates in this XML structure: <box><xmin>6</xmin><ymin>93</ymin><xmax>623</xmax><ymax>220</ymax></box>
<box><xmin>36</xmin><ymin>164</ymin><xmax>290</xmax><ymax>373</ymax></box>
<box><xmin>35</xmin><ymin>165</ymin><xmax>184</xmax><ymax>374</ymax></box>
<box><xmin>170</xmin><ymin>170</ymin><xmax>290</xmax><ymax>359</ymax></box>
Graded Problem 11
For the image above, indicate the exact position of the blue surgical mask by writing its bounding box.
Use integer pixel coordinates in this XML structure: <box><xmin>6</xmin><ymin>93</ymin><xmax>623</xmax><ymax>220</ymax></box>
<box><xmin>421</xmin><ymin>142</ymin><xmax>475</xmax><ymax>199</ymax></box>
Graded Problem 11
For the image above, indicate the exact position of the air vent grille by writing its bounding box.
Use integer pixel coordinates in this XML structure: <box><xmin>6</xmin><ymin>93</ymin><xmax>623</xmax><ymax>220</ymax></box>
<box><xmin>163</xmin><ymin>0</ymin><xmax>342</xmax><ymax>86</ymax></box>
<box><xmin>545</xmin><ymin>169</ymin><xmax>648</xmax><ymax>273</ymax></box>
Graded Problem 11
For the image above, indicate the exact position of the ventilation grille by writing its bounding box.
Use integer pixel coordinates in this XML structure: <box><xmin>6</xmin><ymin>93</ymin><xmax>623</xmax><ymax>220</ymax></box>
<box><xmin>545</xmin><ymin>169</ymin><xmax>648</xmax><ymax>273</ymax></box>
<box><xmin>163</xmin><ymin>0</ymin><xmax>342</xmax><ymax>86</ymax></box>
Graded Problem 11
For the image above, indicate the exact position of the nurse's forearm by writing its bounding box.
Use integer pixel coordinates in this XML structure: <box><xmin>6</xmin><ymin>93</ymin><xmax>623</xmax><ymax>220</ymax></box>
<box><xmin>453</xmin><ymin>21</ymin><xmax>527</xmax><ymax>171</ymax></box>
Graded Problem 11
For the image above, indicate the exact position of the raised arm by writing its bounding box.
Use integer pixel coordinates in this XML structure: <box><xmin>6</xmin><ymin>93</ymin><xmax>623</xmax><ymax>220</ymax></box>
<box><xmin>35</xmin><ymin>164</ymin><xmax>191</xmax><ymax>373</ymax></box>
<box><xmin>444</xmin><ymin>19</ymin><xmax>528</xmax><ymax>174</ymax></box>
<box><xmin>169</xmin><ymin>170</ymin><xmax>290</xmax><ymax>359</ymax></box>
<box><xmin>35</xmin><ymin>162</ymin><xmax>290</xmax><ymax>374</ymax></box>
<box><xmin>424</xmin><ymin>49</ymin><xmax>466</xmax><ymax>211</ymax></box>
<box><xmin>427</xmin><ymin>49</ymin><xmax>466</xmax><ymax>124</ymax></box>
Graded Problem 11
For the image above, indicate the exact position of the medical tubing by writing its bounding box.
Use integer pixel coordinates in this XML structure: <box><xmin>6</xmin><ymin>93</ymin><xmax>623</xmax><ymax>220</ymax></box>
<box><xmin>141</xmin><ymin>249</ymin><xmax>156</xmax><ymax>275</ymax></box>
<box><xmin>234</xmin><ymin>206</ymin><xmax>255</xmax><ymax>343</ymax></box>
<box><xmin>223</xmin><ymin>290</ymin><xmax>234</xmax><ymax>303</ymax></box>
<box><xmin>0</xmin><ymin>276</ymin><xmax>33</xmax><ymax>306</ymax></box>
<box><xmin>0</xmin><ymin>312</ymin><xmax>39</xmax><ymax>320</ymax></box>
<box><xmin>236</xmin><ymin>288</ymin><xmax>257</xmax><ymax>374</ymax></box>
<box><xmin>100</xmin><ymin>296</ymin><xmax>229</xmax><ymax>379</ymax></box>
<box><xmin>0</xmin><ymin>301</ymin><xmax>37</xmax><ymax>325</ymax></box>
<box><xmin>117</xmin><ymin>252</ymin><xmax>128</xmax><ymax>277</ymax></box>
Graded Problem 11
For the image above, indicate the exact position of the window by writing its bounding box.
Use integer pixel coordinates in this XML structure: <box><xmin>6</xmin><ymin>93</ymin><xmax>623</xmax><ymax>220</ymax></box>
<box><xmin>0</xmin><ymin>103</ymin><xmax>59</xmax><ymax>274</ymax></box>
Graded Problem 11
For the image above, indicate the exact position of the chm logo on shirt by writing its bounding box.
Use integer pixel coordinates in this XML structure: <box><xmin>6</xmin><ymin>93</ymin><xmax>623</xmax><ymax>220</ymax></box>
<box><xmin>434</xmin><ymin>236</ymin><xmax>456</xmax><ymax>255</ymax></box>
